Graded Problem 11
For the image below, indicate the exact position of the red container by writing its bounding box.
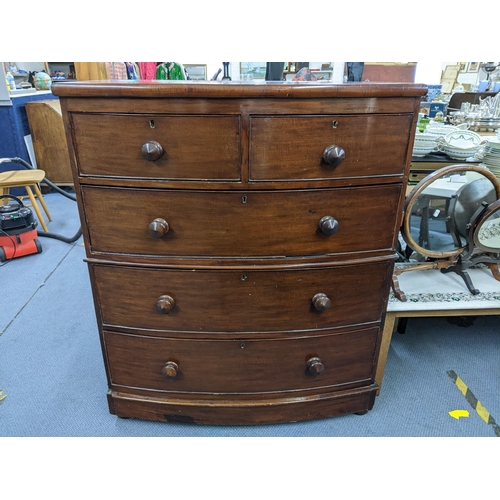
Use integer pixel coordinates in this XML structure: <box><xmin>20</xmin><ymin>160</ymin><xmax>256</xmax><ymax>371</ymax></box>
<box><xmin>0</xmin><ymin>228</ymin><xmax>42</xmax><ymax>262</ymax></box>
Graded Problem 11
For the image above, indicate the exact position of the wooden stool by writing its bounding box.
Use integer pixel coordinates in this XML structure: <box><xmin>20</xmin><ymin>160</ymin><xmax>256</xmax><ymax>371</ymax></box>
<box><xmin>0</xmin><ymin>169</ymin><xmax>52</xmax><ymax>232</ymax></box>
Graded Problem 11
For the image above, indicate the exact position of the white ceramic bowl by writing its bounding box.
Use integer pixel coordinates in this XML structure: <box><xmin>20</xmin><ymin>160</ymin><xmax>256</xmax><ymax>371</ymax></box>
<box><xmin>414</xmin><ymin>136</ymin><xmax>437</xmax><ymax>152</ymax></box>
<box><xmin>441</xmin><ymin>145</ymin><xmax>479</xmax><ymax>160</ymax></box>
<box><xmin>425</xmin><ymin>124</ymin><xmax>459</xmax><ymax>137</ymax></box>
<box><xmin>442</xmin><ymin>130</ymin><xmax>482</xmax><ymax>149</ymax></box>
<box><xmin>412</xmin><ymin>145</ymin><xmax>435</xmax><ymax>157</ymax></box>
<box><xmin>414</xmin><ymin>132</ymin><xmax>437</xmax><ymax>146</ymax></box>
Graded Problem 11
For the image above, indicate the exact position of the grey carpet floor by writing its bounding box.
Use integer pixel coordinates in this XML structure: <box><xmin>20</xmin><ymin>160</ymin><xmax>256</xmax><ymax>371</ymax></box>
<box><xmin>1</xmin><ymin>191</ymin><xmax>499</xmax><ymax>437</ymax></box>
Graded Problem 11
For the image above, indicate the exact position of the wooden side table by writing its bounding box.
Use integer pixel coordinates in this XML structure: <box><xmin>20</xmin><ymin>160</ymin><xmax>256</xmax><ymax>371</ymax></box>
<box><xmin>376</xmin><ymin>266</ymin><xmax>500</xmax><ymax>394</ymax></box>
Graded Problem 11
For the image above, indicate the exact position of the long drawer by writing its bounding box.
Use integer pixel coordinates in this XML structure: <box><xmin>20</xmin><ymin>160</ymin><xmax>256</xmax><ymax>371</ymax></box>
<box><xmin>71</xmin><ymin>113</ymin><xmax>241</xmax><ymax>180</ymax></box>
<box><xmin>249</xmin><ymin>114</ymin><xmax>413</xmax><ymax>180</ymax></box>
<box><xmin>104</xmin><ymin>325</ymin><xmax>379</xmax><ymax>394</ymax></box>
<box><xmin>81</xmin><ymin>184</ymin><xmax>402</xmax><ymax>258</ymax></box>
<box><xmin>91</xmin><ymin>260</ymin><xmax>393</xmax><ymax>333</ymax></box>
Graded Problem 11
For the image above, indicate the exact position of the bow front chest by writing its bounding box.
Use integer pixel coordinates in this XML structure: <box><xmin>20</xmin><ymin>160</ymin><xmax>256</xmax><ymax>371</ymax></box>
<box><xmin>53</xmin><ymin>81</ymin><xmax>426</xmax><ymax>424</ymax></box>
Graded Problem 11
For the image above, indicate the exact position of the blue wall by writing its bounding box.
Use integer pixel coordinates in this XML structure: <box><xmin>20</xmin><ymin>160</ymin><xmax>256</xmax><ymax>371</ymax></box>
<box><xmin>0</xmin><ymin>92</ymin><xmax>58</xmax><ymax>194</ymax></box>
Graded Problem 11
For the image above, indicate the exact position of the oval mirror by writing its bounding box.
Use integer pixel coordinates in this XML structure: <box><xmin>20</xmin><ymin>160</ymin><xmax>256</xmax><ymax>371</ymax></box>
<box><xmin>471</xmin><ymin>199</ymin><xmax>500</xmax><ymax>252</ymax></box>
<box><xmin>402</xmin><ymin>164</ymin><xmax>500</xmax><ymax>259</ymax></box>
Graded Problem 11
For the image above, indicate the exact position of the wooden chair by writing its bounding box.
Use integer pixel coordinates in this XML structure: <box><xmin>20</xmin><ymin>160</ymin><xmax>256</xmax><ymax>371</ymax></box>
<box><xmin>0</xmin><ymin>169</ymin><xmax>52</xmax><ymax>232</ymax></box>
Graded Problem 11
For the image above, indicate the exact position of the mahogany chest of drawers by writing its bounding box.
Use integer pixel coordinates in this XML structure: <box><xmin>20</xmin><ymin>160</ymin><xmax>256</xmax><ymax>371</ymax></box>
<box><xmin>53</xmin><ymin>80</ymin><xmax>426</xmax><ymax>425</ymax></box>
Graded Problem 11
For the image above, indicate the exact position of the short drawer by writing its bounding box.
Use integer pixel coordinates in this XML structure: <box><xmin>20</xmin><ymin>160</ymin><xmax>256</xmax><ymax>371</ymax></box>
<box><xmin>104</xmin><ymin>326</ymin><xmax>379</xmax><ymax>394</ymax></box>
<box><xmin>91</xmin><ymin>260</ymin><xmax>392</xmax><ymax>333</ymax></box>
<box><xmin>81</xmin><ymin>184</ymin><xmax>402</xmax><ymax>258</ymax></box>
<box><xmin>249</xmin><ymin>114</ymin><xmax>413</xmax><ymax>180</ymax></box>
<box><xmin>71</xmin><ymin>113</ymin><xmax>241</xmax><ymax>180</ymax></box>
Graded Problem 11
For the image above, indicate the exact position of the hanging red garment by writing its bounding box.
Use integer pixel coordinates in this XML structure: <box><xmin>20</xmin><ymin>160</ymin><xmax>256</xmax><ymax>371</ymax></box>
<box><xmin>138</xmin><ymin>62</ymin><xmax>157</xmax><ymax>80</ymax></box>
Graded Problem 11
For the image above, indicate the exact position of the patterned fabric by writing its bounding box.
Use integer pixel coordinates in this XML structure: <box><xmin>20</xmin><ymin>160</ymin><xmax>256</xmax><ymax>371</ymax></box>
<box><xmin>125</xmin><ymin>62</ymin><xmax>140</xmax><ymax>80</ymax></box>
<box><xmin>113</xmin><ymin>62</ymin><xmax>127</xmax><ymax>80</ymax></box>
<box><xmin>167</xmin><ymin>62</ymin><xmax>186</xmax><ymax>80</ymax></box>
<box><xmin>156</xmin><ymin>64</ymin><xmax>168</xmax><ymax>80</ymax></box>
<box><xmin>389</xmin><ymin>291</ymin><xmax>500</xmax><ymax>303</ymax></box>
<box><xmin>105</xmin><ymin>62</ymin><xmax>128</xmax><ymax>80</ymax></box>
<box><xmin>156</xmin><ymin>62</ymin><xmax>186</xmax><ymax>80</ymax></box>
<box><xmin>390</xmin><ymin>263</ymin><xmax>500</xmax><ymax>304</ymax></box>
<box><xmin>106</xmin><ymin>62</ymin><xmax>187</xmax><ymax>81</ymax></box>
<box><xmin>105</xmin><ymin>62</ymin><xmax>113</xmax><ymax>79</ymax></box>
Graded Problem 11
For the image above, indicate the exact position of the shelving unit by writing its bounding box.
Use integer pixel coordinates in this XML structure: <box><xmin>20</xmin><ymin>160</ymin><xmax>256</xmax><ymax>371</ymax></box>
<box><xmin>44</xmin><ymin>62</ymin><xmax>76</xmax><ymax>80</ymax></box>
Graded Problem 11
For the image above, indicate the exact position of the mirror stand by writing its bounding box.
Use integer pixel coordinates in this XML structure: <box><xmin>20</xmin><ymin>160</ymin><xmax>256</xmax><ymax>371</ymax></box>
<box><xmin>440</xmin><ymin>255</ymin><xmax>482</xmax><ymax>296</ymax></box>
<box><xmin>391</xmin><ymin>259</ymin><xmax>455</xmax><ymax>302</ymax></box>
<box><xmin>391</xmin><ymin>255</ymin><xmax>484</xmax><ymax>301</ymax></box>
<box><xmin>394</xmin><ymin>164</ymin><xmax>500</xmax><ymax>302</ymax></box>
<box><xmin>454</xmin><ymin>197</ymin><xmax>500</xmax><ymax>286</ymax></box>
<box><xmin>392</xmin><ymin>249</ymin><xmax>500</xmax><ymax>302</ymax></box>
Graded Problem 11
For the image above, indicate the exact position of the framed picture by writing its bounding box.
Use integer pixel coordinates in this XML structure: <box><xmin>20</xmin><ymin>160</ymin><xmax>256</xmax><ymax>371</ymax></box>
<box><xmin>239</xmin><ymin>62</ymin><xmax>266</xmax><ymax>79</ymax></box>
<box><xmin>459</xmin><ymin>62</ymin><xmax>467</xmax><ymax>72</ymax></box>
<box><xmin>467</xmin><ymin>62</ymin><xmax>480</xmax><ymax>72</ymax></box>
<box><xmin>441</xmin><ymin>78</ymin><xmax>455</xmax><ymax>94</ymax></box>
<box><xmin>442</xmin><ymin>64</ymin><xmax>460</xmax><ymax>80</ymax></box>
<box><xmin>184</xmin><ymin>64</ymin><xmax>207</xmax><ymax>80</ymax></box>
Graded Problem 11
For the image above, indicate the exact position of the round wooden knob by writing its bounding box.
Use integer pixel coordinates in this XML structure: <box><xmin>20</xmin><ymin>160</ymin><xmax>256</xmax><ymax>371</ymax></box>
<box><xmin>323</xmin><ymin>145</ymin><xmax>345</xmax><ymax>166</ymax></box>
<box><xmin>319</xmin><ymin>216</ymin><xmax>339</xmax><ymax>235</ymax></box>
<box><xmin>307</xmin><ymin>357</ymin><xmax>324</xmax><ymax>376</ymax></box>
<box><xmin>161</xmin><ymin>361</ymin><xmax>179</xmax><ymax>378</ymax></box>
<box><xmin>156</xmin><ymin>294</ymin><xmax>175</xmax><ymax>313</ymax></box>
<box><xmin>141</xmin><ymin>140</ymin><xmax>164</xmax><ymax>161</ymax></box>
<box><xmin>148</xmin><ymin>218</ymin><xmax>169</xmax><ymax>238</ymax></box>
<box><xmin>312</xmin><ymin>293</ymin><xmax>331</xmax><ymax>312</ymax></box>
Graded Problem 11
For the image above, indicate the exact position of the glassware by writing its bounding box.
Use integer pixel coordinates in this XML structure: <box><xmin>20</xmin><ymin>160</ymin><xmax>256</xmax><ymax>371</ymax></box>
<box><xmin>418</xmin><ymin>115</ymin><xmax>430</xmax><ymax>132</ymax></box>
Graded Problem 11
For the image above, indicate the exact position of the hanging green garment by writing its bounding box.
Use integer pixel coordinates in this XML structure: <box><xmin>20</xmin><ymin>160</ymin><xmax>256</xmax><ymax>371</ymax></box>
<box><xmin>155</xmin><ymin>62</ymin><xmax>187</xmax><ymax>80</ymax></box>
<box><xmin>167</xmin><ymin>62</ymin><xmax>186</xmax><ymax>80</ymax></box>
<box><xmin>156</xmin><ymin>64</ymin><xmax>168</xmax><ymax>80</ymax></box>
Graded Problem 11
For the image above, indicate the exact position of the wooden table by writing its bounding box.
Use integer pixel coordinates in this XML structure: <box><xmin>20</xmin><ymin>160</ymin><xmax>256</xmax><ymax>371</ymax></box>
<box><xmin>376</xmin><ymin>265</ymin><xmax>500</xmax><ymax>394</ymax></box>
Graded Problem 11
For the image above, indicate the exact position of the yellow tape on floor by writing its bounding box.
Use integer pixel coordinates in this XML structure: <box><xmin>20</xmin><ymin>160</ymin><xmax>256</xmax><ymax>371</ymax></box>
<box><xmin>447</xmin><ymin>370</ymin><xmax>499</xmax><ymax>436</ymax></box>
